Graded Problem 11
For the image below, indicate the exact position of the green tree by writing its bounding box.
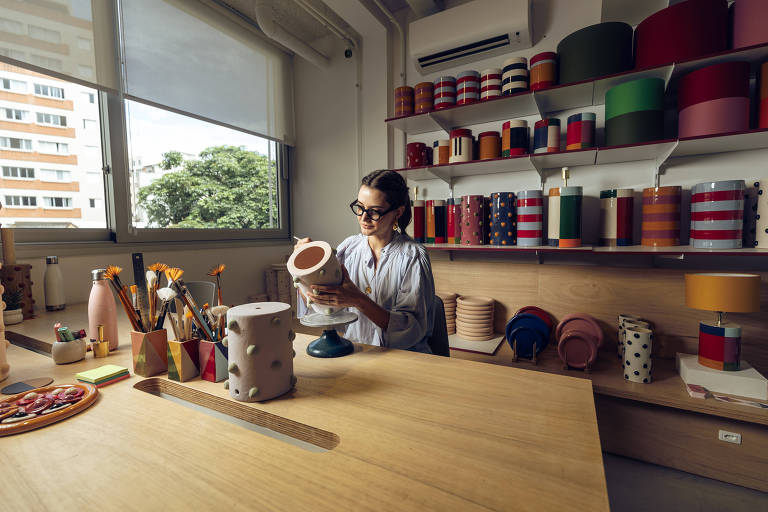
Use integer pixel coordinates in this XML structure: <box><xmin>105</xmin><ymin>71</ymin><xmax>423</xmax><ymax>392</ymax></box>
<box><xmin>137</xmin><ymin>146</ymin><xmax>278</xmax><ymax>229</ymax></box>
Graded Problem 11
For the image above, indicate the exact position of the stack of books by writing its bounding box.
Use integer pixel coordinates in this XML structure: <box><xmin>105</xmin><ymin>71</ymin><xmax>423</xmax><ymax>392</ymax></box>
<box><xmin>76</xmin><ymin>365</ymin><xmax>130</xmax><ymax>388</ymax></box>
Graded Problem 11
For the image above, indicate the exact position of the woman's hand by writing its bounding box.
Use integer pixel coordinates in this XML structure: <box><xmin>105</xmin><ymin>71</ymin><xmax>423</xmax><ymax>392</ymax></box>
<box><xmin>294</xmin><ymin>237</ymin><xmax>312</xmax><ymax>251</ymax></box>
<box><xmin>305</xmin><ymin>265</ymin><xmax>364</xmax><ymax>309</ymax></box>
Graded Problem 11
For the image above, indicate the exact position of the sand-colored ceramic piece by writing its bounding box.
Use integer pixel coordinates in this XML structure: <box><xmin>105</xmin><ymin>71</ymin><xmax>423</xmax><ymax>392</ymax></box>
<box><xmin>226</xmin><ymin>303</ymin><xmax>294</xmax><ymax>402</ymax></box>
<box><xmin>51</xmin><ymin>339</ymin><xmax>86</xmax><ymax>365</ymax></box>
<box><xmin>287</xmin><ymin>241</ymin><xmax>344</xmax><ymax>315</ymax></box>
<box><xmin>457</xmin><ymin>296</ymin><xmax>495</xmax><ymax>307</ymax></box>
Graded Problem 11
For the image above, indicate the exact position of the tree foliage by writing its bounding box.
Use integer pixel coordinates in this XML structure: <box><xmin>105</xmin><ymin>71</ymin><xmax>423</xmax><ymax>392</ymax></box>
<box><xmin>137</xmin><ymin>146</ymin><xmax>278</xmax><ymax>229</ymax></box>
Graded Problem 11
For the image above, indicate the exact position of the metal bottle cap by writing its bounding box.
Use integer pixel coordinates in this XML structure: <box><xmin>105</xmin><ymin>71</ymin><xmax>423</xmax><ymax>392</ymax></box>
<box><xmin>46</xmin><ymin>256</ymin><xmax>59</xmax><ymax>264</ymax></box>
<box><xmin>92</xmin><ymin>268</ymin><xmax>107</xmax><ymax>281</ymax></box>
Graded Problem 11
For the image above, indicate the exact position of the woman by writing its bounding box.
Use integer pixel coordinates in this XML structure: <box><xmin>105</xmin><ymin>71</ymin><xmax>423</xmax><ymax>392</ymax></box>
<box><xmin>297</xmin><ymin>169</ymin><xmax>435</xmax><ymax>353</ymax></box>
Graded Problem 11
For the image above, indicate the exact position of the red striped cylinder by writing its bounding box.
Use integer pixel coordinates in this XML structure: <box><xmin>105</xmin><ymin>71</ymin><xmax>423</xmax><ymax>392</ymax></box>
<box><xmin>480</xmin><ymin>68</ymin><xmax>502</xmax><ymax>101</ymax></box>
<box><xmin>457</xmin><ymin>70</ymin><xmax>480</xmax><ymax>105</ymax></box>
<box><xmin>426</xmin><ymin>199</ymin><xmax>435</xmax><ymax>243</ymax></box>
<box><xmin>732</xmin><ymin>0</ymin><xmax>768</xmax><ymax>49</ymax></box>
<box><xmin>678</xmin><ymin>62</ymin><xmax>750</xmax><ymax>138</ymax></box>
<box><xmin>449</xmin><ymin>128</ymin><xmax>473</xmax><ymax>163</ymax></box>
<box><xmin>600</xmin><ymin>188</ymin><xmax>633</xmax><ymax>246</ymax></box>
<box><xmin>414</xmin><ymin>81</ymin><xmax>433</xmax><ymax>114</ymax></box>
<box><xmin>690</xmin><ymin>180</ymin><xmax>745</xmax><ymax>249</ymax></box>
<box><xmin>533</xmin><ymin>118</ymin><xmax>560</xmax><ymax>154</ymax></box>
<box><xmin>634</xmin><ymin>0</ymin><xmax>728</xmax><ymax>69</ymax></box>
<box><xmin>566</xmin><ymin>112</ymin><xmax>596</xmax><ymax>150</ymax></box>
<box><xmin>413</xmin><ymin>199</ymin><xmax>425</xmax><ymax>243</ymax></box>
<box><xmin>642</xmin><ymin>186</ymin><xmax>681</xmax><ymax>246</ymax></box>
<box><xmin>530</xmin><ymin>52</ymin><xmax>557</xmax><ymax>91</ymax></box>
<box><xmin>460</xmin><ymin>195</ymin><xmax>486</xmax><ymax>245</ymax></box>
<box><xmin>433</xmin><ymin>76</ymin><xmax>456</xmax><ymax>110</ymax></box>
<box><xmin>478</xmin><ymin>131</ymin><xmax>501</xmax><ymax>160</ymax></box>
<box><xmin>760</xmin><ymin>62</ymin><xmax>768</xmax><ymax>129</ymax></box>
<box><xmin>516</xmin><ymin>189</ymin><xmax>543</xmax><ymax>246</ymax></box>
<box><xmin>394</xmin><ymin>86</ymin><xmax>413</xmax><ymax>117</ymax></box>
<box><xmin>698</xmin><ymin>322</ymin><xmax>741</xmax><ymax>371</ymax></box>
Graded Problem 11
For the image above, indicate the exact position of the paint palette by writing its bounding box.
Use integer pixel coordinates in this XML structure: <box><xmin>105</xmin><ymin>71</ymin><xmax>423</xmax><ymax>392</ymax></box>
<box><xmin>0</xmin><ymin>382</ymin><xmax>98</xmax><ymax>436</ymax></box>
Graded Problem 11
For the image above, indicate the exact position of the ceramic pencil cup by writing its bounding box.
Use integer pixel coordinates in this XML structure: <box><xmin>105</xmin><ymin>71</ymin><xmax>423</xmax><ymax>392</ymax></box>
<box><xmin>623</xmin><ymin>326</ymin><xmax>653</xmax><ymax>383</ymax></box>
<box><xmin>130</xmin><ymin>329</ymin><xmax>168</xmax><ymax>378</ymax></box>
<box><xmin>167</xmin><ymin>338</ymin><xmax>200</xmax><ymax>382</ymax></box>
<box><xmin>199</xmin><ymin>339</ymin><xmax>228</xmax><ymax>382</ymax></box>
<box><xmin>287</xmin><ymin>240</ymin><xmax>343</xmax><ymax>316</ymax></box>
<box><xmin>225</xmin><ymin>303</ymin><xmax>296</xmax><ymax>402</ymax></box>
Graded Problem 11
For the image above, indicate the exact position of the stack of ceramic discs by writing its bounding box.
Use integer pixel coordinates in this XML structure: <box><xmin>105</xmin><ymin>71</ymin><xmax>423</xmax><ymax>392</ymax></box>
<box><xmin>761</xmin><ymin>62</ymin><xmax>768</xmax><ymax>129</ymax></box>
<box><xmin>533</xmin><ymin>118</ymin><xmax>560</xmax><ymax>153</ymax></box>
<box><xmin>600</xmin><ymin>189</ymin><xmax>633</xmax><ymax>246</ymax></box>
<box><xmin>732</xmin><ymin>0</ymin><xmax>768</xmax><ymax>49</ymax></box>
<box><xmin>460</xmin><ymin>195</ymin><xmax>486</xmax><ymax>245</ymax></box>
<box><xmin>449</xmin><ymin>129</ymin><xmax>473</xmax><ymax>163</ymax></box>
<box><xmin>414</xmin><ymin>81</ymin><xmax>433</xmax><ymax>114</ymax></box>
<box><xmin>557</xmin><ymin>22</ymin><xmax>633</xmax><ymax>85</ymax></box>
<box><xmin>743</xmin><ymin>180</ymin><xmax>760</xmax><ymax>248</ymax></box>
<box><xmin>490</xmin><ymin>192</ymin><xmax>516</xmax><ymax>246</ymax></box>
<box><xmin>530</xmin><ymin>52</ymin><xmax>557</xmax><ymax>91</ymax></box>
<box><xmin>634</xmin><ymin>0</ymin><xmax>728</xmax><ymax>69</ymax></box>
<box><xmin>566</xmin><ymin>113</ymin><xmax>595</xmax><ymax>150</ymax></box>
<box><xmin>394</xmin><ymin>86</ymin><xmax>413</xmax><ymax>117</ymax></box>
<box><xmin>690</xmin><ymin>180</ymin><xmax>745</xmax><ymax>249</ymax></box>
<box><xmin>426</xmin><ymin>200</ymin><xmax>436</xmax><ymax>243</ymax></box>
<box><xmin>438</xmin><ymin>292</ymin><xmax>457</xmax><ymax>335</ymax></box>
<box><xmin>547</xmin><ymin>187</ymin><xmax>560</xmax><ymax>247</ymax></box>
<box><xmin>558</xmin><ymin>186</ymin><xmax>583</xmax><ymax>247</ymax></box>
<box><xmin>678</xmin><ymin>61</ymin><xmax>750</xmax><ymax>138</ymax></box>
<box><xmin>446</xmin><ymin>198</ymin><xmax>460</xmax><ymax>244</ymax></box>
<box><xmin>478</xmin><ymin>131</ymin><xmax>501</xmax><ymax>160</ymax></box>
<box><xmin>516</xmin><ymin>190</ymin><xmax>543</xmax><ymax>246</ymax></box>
<box><xmin>456</xmin><ymin>296</ymin><xmax>495</xmax><ymax>341</ymax></box>
<box><xmin>502</xmin><ymin>120</ymin><xmax>528</xmax><ymax>156</ymax></box>
<box><xmin>457</xmin><ymin>70</ymin><xmax>480</xmax><ymax>105</ymax></box>
<box><xmin>480</xmin><ymin>68</ymin><xmax>502</xmax><ymax>100</ymax></box>
<box><xmin>556</xmin><ymin>313</ymin><xmax>604</xmax><ymax>371</ymax></box>
<box><xmin>756</xmin><ymin>180</ymin><xmax>768</xmax><ymax>248</ymax></box>
<box><xmin>434</xmin><ymin>139</ymin><xmax>450</xmax><ymax>164</ymax></box>
<box><xmin>412</xmin><ymin>199</ymin><xmax>425</xmax><ymax>243</ymax></box>
<box><xmin>433</xmin><ymin>76</ymin><xmax>456</xmax><ymax>110</ymax></box>
<box><xmin>617</xmin><ymin>314</ymin><xmax>649</xmax><ymax>360</ymax></box>
<box><xmin>505</xmin><ymin>306</ymin><xmax>553</xmax><ymax>359</ymax></box>
<box><xmin>434</xmin><ymin>199</ymin><xmax>447</xmax><ymax>244</ymax></box>
<box><xmin>641</xmin><ymin>186</ymin><xmax>681</xmax><ymax>246</ymax></box>
<box><xmin>605</xmin><ymin>78</ymin><xmax>664</xmax><ymax>147</ymax></box>
<box><xmin>502</xmin><ymin>57</ymin><xmax>528</xmax><ymax>95</ymax></box>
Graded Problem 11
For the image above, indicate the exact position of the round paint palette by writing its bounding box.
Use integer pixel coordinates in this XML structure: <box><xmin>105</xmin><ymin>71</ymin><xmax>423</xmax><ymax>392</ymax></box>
<box><xmin>0</xmin><ymin>382</ymin><xmax>98</xmax><ymax>436</ymax></box>
<box><xmin>556</xmin><ymin>313</ymin><xmax>604</xmax><ymax>348</ymax></box>
<box><xmin>558</xmin><ymin>330</ymin><xmax>598</xmax><ymax>369</ymax></box>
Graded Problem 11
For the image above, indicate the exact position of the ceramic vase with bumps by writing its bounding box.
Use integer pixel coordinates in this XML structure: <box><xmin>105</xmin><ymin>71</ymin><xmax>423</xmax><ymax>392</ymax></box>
<box><xmin>286</xmin><ymin>241</ymin><xmax>343</xmax><ymax>316</ymax></box>
<box><xmin>225</xmin><ymin>303</ymin><xmax>296</xmax><ymax>402</ymax></box>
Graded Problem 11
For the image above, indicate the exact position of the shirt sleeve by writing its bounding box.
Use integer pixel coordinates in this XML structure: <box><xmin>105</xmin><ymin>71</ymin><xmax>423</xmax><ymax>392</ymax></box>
<box><xmin>381</xmin><ymin>248</ymin><xmax>435</xmax><ymax>350</ymax></box>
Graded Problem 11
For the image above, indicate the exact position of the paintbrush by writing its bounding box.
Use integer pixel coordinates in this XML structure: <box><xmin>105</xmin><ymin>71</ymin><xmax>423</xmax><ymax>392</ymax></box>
<box><xmin>105</xmin><ymin>266</ymin><xmax>142</xmax><ymax>331</ymax></box>
<box><xmin>146</xmin><ymin>270</ymin><xmax>157</xmax><ymax>328</ymax></box>
<box><xmin>211</xmin><ymin>305</ymin><xmax>230</xmax><ymax>342</ymax></box>
<box><xmin>207</xmin><ymin>264</ymin><xmax>226</xmax><ymax>307</ymax></box>
<box><xmin>184</xmin><ymin>308</ymin><xmax>193</xmax><ymax>341</ymax></box>
<box><xmin>166</xmin><ymin>273</ymin><xmax>215</xmax><ymax>342</ymax></box>
<box><xmin>155</xmin><ymin>287</ymin><xmax>177</xmax><ymax>332</ymax></box>
<box><xmin>132</xmin><ymin>253</ymin><xmax>151</xmax><ymax>333</ymax></box>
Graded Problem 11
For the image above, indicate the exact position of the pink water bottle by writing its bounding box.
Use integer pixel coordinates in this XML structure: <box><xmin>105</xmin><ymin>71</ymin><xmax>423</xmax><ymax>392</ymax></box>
<box><xmin>88</xmin><ymin>268</ymin><xmax>119</xmax><ymax>351</ymax></box>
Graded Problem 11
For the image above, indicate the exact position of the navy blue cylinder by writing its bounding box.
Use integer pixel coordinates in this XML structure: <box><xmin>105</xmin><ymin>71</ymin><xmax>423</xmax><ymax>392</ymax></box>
<box><xmin>491</xmin><ymin>192</ymin><xmax>516</xmax><ymax>246</ymax></box>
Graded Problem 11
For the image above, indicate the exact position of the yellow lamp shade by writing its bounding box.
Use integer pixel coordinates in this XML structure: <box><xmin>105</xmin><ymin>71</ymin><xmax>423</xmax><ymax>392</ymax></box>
<box><xmin>685</xmin><ymin>273</ymin><xmax>761</xmax><ymax>313</ymax></box>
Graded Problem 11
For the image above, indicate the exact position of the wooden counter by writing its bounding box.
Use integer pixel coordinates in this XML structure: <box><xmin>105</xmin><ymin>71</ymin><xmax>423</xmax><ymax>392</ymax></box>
<box><xmin>1</xmin><ymin>310</ymin><xmax>609</xmax><ymax>511</ymax></box>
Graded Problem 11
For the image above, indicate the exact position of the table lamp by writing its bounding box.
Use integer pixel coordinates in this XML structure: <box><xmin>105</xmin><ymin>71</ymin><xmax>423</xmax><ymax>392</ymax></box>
<box><xmin>685</xmin><ymin>273</ymin><xmax>761</xmax><ymax>371</ymax></box>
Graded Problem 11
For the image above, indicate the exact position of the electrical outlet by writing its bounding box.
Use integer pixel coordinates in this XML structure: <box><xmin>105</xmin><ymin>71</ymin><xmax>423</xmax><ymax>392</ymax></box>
<box><xmin>718</xmin><ymin>430</ymin><xmax>742</xmax><ymax>445</ymax></box>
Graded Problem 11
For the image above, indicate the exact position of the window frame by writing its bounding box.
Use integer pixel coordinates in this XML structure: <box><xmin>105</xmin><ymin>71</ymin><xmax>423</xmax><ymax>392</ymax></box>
<box><xmin>2</xmin><ymin>165</ymin><xmax>35</xmax><ymax>179</ymax></box>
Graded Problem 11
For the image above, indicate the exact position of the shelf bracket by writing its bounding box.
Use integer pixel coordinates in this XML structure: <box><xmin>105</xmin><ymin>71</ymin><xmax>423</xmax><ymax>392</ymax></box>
<box><xmin>653</xmin><ymin>140</ymin><xmax>679</xmax><ymax>186</ymax></box>
<box><xmin>535</xmin><ymin>250</ymin><xmax>543</xmax><ymax>264</ymax></box>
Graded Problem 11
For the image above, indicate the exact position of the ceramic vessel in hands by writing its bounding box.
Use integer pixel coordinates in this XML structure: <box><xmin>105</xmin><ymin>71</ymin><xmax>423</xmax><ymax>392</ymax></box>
<box><xmin>287</xmin><ymin>240</ymin><xmax>343</xmax><ymax>316</ymax></box>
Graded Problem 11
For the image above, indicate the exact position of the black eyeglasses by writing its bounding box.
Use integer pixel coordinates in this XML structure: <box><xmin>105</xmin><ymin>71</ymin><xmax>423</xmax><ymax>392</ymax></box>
<box><xmin>349</xmin><ymin>200</ymin><xmax>395</xmax><ymax>221</ymax></box>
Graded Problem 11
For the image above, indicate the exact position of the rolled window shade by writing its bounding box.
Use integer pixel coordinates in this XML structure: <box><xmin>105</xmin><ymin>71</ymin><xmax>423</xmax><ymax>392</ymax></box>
<box><xmin>121</xmin><ymin>0</ymin><xmax>295</xmax><ymax>145</ymax></box>
<box><xmin>0</xmin><ymin>0</ymin><xmax>119</xmax><ymax>91</ymax></box>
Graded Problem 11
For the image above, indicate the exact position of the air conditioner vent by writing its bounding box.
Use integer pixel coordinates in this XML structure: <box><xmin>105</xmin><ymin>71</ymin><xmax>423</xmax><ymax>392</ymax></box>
<box><xmin>417</xmin><ymin>35</ymin><xmax>511</xmax><ymax>70</ymax></box>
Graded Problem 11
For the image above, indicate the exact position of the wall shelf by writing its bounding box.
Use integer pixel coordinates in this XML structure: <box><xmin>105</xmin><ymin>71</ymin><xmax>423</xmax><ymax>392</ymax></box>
<box><xmin>385</xmin><ymin>42</ymin><xmax>768</xmax><ymax>136</ymax></box>
<box><xmin>425</xmin><ymin>244</ymin><xmax>768</xmax><ymax>258</ymax></box>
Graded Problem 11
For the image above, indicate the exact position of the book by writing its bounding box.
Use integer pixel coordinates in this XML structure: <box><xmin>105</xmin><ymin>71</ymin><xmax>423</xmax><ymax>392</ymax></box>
<box><xmin>76</xmin><ymin>364</ymin><xmax>130</xmax><ymax>385</ymax></box>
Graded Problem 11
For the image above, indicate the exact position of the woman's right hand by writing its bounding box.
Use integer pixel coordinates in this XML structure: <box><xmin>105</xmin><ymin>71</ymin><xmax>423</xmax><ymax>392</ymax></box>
<box><xmin>294</xmin><ymin>237</ymin><xmax>312</xmax><ymax>251</ymax></box>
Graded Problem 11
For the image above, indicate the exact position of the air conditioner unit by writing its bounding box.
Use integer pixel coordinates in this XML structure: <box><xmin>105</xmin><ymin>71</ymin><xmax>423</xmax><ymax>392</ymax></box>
<box><xmin>409</xmin><ymin>0</ymin><xmax>533</xmax><ymax>74</ymax></box>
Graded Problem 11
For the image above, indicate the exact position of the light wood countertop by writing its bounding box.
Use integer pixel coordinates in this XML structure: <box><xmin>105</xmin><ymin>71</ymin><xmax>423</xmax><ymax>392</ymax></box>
<box><xmin>1</xmin><ymin>306</ymin><xmax>608</xmax><ymax>511</ymax></box>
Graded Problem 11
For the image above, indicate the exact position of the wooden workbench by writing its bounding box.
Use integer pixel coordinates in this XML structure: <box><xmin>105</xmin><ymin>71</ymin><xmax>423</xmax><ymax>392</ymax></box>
<box><xmin>1</xmin><ymin>307</ymin><xmax>609</xmax><ymax>511</ymax></box>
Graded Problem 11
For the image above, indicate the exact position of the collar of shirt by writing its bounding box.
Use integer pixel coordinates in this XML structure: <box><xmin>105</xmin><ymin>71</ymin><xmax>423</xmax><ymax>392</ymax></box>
<box><xmin>364</xmin><ymin>233</ymin><xmax>403</xmax><ymax>267</ymax></box>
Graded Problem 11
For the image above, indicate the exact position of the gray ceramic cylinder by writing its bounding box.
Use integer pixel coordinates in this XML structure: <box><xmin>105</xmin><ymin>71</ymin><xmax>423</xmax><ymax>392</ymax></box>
<box><xmin>226</xmin><ymin>302</ymin><xmax>295</xmax><ymax>402</ymax></box>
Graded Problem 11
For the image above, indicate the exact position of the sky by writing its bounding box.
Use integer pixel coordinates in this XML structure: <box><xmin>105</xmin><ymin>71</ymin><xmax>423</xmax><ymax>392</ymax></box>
<box><xmin>125</xmin><ymin>100</ymin><xmax>271</xmax><ymax>167</ymax></box>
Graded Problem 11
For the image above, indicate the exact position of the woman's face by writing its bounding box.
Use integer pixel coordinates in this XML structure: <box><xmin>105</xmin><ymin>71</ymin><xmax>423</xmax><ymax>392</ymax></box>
<box><xmin>355</xmin><ymin>185</ymin><xmax>400</xmax><ymax>237</ymax></box>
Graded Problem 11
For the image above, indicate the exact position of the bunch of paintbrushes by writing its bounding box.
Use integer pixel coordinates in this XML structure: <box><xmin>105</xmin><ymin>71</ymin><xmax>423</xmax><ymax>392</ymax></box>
<box><xmin>164</xmin><ymin>266</ymin><xmax>229</xmax><ymax>343</ymax></box>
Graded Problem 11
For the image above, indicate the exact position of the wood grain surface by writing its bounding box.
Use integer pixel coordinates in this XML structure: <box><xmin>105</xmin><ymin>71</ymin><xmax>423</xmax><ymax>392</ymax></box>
<box><xmin>0</xmin><ymin>331</ymin><xmax>608</xmax><ymax>511</ymax></box>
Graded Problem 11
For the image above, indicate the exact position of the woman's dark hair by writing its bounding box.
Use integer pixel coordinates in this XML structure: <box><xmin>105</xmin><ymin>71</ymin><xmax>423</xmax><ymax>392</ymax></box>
<box><xmin>360</xmin><ymin>169</ymin><xmax>411</xmax><ymax>234</ymax></box>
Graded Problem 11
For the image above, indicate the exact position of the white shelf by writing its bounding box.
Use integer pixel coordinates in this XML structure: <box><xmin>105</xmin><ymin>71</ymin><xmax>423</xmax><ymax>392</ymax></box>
<box><xmin>595</xmin><ymin>139</ymin><xmax>677</xmax><ymax>165</ymax></box>
<box><xmin>671</xmin><ymin>129</ymin><xmax>768</xmax><ymax>159</ymax></box>
<box><xmin>532</xmin><ymin>148</ymin><xmax>597</xmax><ymax>169</ymax></box>
<box><xmin>430</xmin><ymin>92</ymin><xmax>539</xmax><ymax>131</ymax></box>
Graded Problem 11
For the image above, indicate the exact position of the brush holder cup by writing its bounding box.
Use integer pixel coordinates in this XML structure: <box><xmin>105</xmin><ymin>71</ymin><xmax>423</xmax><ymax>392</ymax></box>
<box><xmin>287</xmin><ymin>241</ymin><xmax>344</xmax><ymax>316</ymax></box>
<box><xmin>225</xmin><ymin>302</ymin><xmax>295</xmax><ymax>402</ymax></box>
<box><xmin>130</xmin><ymin>329</ymin><xmax>168</xmax><ymax>377</ymax></box>
<box><xmin>167</xmin><ymin>338</ymin><xmax>200</xmax><ymax>382</ymax></box>
<box><xmin>199</xmin><ymin>339</ymin><xmax>228</xmax><ymax>382</ymax></box>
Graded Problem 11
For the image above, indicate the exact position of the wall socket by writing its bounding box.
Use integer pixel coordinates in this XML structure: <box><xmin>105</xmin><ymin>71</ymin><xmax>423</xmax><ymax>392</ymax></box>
<box><xmin>718</xmin><ymin>430</ymin><xmax>742</xmax><ymax>445</ymax></box>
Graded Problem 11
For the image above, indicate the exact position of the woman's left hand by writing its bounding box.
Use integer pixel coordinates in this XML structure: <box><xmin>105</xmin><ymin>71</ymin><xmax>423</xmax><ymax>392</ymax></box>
<box><xmin>306</xmin><ymin>265</ymin><xmax>364</xmax><ymax>308</ymax></box>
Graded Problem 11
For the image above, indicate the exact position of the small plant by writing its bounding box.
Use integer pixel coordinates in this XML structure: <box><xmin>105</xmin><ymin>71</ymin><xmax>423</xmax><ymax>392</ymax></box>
<box><xmin>2</xmin><ymin>289</ymin><xmax>23</xmax><ymax>310</ymax></box>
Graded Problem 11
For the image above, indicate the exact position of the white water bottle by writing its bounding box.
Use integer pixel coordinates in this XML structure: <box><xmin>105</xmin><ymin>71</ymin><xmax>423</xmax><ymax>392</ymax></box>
<box><xmin>44</xmin><ymin>256</ymin><xmax>65</xmax><ymax>311</ymax></box>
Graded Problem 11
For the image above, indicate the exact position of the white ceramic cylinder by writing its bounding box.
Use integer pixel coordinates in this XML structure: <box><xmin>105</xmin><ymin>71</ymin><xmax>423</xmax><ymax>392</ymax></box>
<box><xmin>623</xmin><ymin>326</ymin><xmax>653</xmax><ymax>383</ymax></box>
<box><xmin>617</xmin><ymin>314</ymin><xmax>644</xmax><ymax>359</ymax></box>
<box><xmin>287</xmin><ymin>241</ymin><xmax>343</xmax><ymax>315</ymax></box>
<box><xmin>226</xmin><ymin>302</ymin><xmax>295</xmax><ymax>402</ymax></box>
<box><xmin>756</xmin><ymin>180</ymin><xmax>768</xmax><ymax>249</ymax></box>
<box><xmin>44</xmin><ymin>256</ymin><xmax>65</xmax><ymax>311</ymax></box>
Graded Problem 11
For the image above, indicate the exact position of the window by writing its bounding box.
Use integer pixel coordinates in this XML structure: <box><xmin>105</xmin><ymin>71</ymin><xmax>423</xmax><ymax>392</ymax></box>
<box><xmin>0</xmin><ymin>17</ymin><xmax>23</xmax><ymax>35</ymax></box>
<box><xmin>28</xmin><ymin>25</ymin><xmax>61</xmax><ymax>44</ymax></box>
<box><xmin>40</xmin><ymin>169</ymin><xmax>71</xmax><ymax>182</ymax></box>
<box><xmin>81</xmin><ymin>92</ymin><xmax>95</xmax><ymax>104</ymax></box>
<box><xmin>34</xmin><ymin>83</ymin><xmax>64</xmax><ymax>99</ymax></box>
<box><xmin>1</xmin><ymin>78</ymin><xmax>27</xmax><ymax>93</ymax></box>
<box><xmin>3</xmin><ymin>108</ymin><xmax>30</xmax><ymax>122</ymax></box>
<box><xmin>2</xmin><ymin>166</ymin><xmax>34</xmax><ymax>179</ymax></box>
<box><xmin>29</xmin><ymin>55</ymin><xmax>63</xmax><ymax>71</ymax></box>
<box><xmin>83</xmin><ymin>119</ymin><xmax>97</xmax><ymax>130</ymax></box>
<box><xmin>38</xmin><ymin>141</ymin><xmax>69</xmax><ymax>154</ymax></box>
<box><xmin>0</xmin><ymin>137</ymin><xmax>32</xmax><ymax>151</ymax></box>
<box><xmin>43</xmin><ymin>196</ymin><xmax>72</xmax><ymax>208</ymax></box>
<box><xmin>4</xmin><ymin>195</ymin><xmax>37</xmax><ymax>207</ymax></box>
<box><xmin>77</xmin><ymin>37</ymin><xmax>91</xmax><ymax>51</ymax></box>
<box><xmin>0</xmin><ymin>47</ymin><xmax>25</xmax><ymax>60</ymax></box>
<box><xmin>36</xmin><ymin>112</ymin><xmax>67</xmax><ymax>127</ymax></box>
<box><xmin>89</xmin><ymin>198</ymin><xmax>96</xmax><ymax>208</ymax></box>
